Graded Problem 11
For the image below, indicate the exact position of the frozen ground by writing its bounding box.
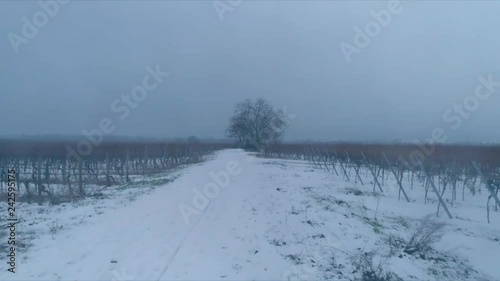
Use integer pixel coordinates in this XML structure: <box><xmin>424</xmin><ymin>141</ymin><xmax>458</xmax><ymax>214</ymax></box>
<box><xmin>0</xmin><ymin>149</ymin><xmax>499</xmax><ymax>280</ymax></box>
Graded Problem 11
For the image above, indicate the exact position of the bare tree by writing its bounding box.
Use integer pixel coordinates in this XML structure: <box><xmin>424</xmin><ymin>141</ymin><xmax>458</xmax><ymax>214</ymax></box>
<box><xmin>226</xmin><ymin>98</ymin><xmax>288</xmax><ymax>148</ymax></box>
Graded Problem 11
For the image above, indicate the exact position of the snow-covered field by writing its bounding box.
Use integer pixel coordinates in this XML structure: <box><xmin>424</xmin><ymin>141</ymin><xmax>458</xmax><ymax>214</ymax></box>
<box><xmin>1</xmin><ymin>149</ymin><xmax>499</xmax><ymax>280</ymax></box>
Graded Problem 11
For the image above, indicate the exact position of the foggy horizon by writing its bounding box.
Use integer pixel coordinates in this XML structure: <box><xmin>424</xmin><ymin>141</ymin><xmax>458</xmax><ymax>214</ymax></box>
<box><xmin>2</xmin><ymin>1</ymin><xmax>500</xmax><ymax>143</ymax></box>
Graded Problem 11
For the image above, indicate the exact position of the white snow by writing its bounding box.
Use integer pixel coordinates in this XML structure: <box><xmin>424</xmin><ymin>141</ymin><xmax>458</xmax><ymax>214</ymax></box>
<box><xmin>1</xmin><ymin>149</ymin><xmax>499</xmax><ymax>280</ymax></box>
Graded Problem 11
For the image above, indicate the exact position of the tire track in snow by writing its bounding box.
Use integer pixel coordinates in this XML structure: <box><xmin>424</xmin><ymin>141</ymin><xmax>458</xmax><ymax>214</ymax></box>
<box><xmin>156</xmin><ymin>200</ymin><xmax>212</xmax><ymax>280</ymax></box>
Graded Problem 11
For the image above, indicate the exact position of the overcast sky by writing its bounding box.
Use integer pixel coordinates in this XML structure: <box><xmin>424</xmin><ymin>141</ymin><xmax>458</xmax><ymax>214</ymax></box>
<box><xmin>1</xmin><ymin>1</ymin><xmax>499</xmax><ymax>143</ymax></box>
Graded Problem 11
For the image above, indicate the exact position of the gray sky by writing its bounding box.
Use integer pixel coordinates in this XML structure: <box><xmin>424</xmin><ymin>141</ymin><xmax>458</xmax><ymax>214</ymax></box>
<box><xmin>1</xmin><ymin>1</ymin><xmax>500</xmax><ymax>143</ymax></box>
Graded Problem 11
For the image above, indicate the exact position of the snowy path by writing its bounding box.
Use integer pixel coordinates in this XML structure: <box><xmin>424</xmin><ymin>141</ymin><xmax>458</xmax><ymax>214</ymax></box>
<box><xmin>3</xmin><ymin>149</ymin><xmax>291</xmax><ymax>281</ymax></box>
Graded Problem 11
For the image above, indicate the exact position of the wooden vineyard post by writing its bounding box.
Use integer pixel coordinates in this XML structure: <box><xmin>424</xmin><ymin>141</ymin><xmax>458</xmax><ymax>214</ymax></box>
<box><xmin>361</xmin><ymin>152</ymin><xmax>383</xmax><ymax>193</ymax></box>
<box><xmin>163</xmin><ymin>144</ymin><xmax>168</xmax><ymax>168</ymax></box>
<box><xmin>44</xmin><ymin>158</ymin><xmax>50</xmax><ymax>190</ymax></box>
<box><xmin>324</xmin><ymin>148</ymin><xmax>339</xmax><ymax>176</ymax></box>
<box><xmin>144</xmin><ymin>145</ymin><xmax>148</xmax><ymax>174</ymax></box>
<box><xmin>62</xmin><ymin>159</ymin><xmax>66</xmax><ymax>188</ymax></box>
<box><xmin>472</xmin><ymin>162</ymin><xmax>500</xmax><ymax>209</ymax></box>
<box><xmin>334</xmin><ymin>151</ymin><xmax>350</xmax><ymax>181</ymax></box>
<box><xmin>37</xmin><ymin>156</ymin><xmax>42</xmax><ymax>197</ymax></box>
<box><xmin>62</xmin><ymin>158</ymin><xmax>71</xmax><ymax>192</ymax></box>
<box><xmin>346</xmin><ymin>151</ymin><xmax>364</xmax><ymax>185</ymax></box>
<box><xmin>126</xmin><ymin>147</ymin><xmax>130</xmax><ymax>182</ymax></box>
<box><xmin>78</xmin><ymin>160</ymin><xmax>83</xmax><ymax>197</ymax></box>
<box><xmin>318</xmin><ymin>148</ymin><xmax>330</xmax><ymax>173</ymax></box>
<box><xmin>106</xmin><ymin>152</ymin><xmax>111</xmax><ymax>187</ymax></box>
<box><xmin>382</xmin><ymin>153</ymin><xmax>410</xmax><ymax>202</ymax></box>
<box><xmin>304</xmin><ymin>147</ymin><xmax>312</xmax><ymax>164</ymax></box>
<box><xmin>419</xmin><ymin>161</ymin><xmax>453</xmax><ymax>219</ymax></box>
<box><xmin>15</xmin><ymin>159</ymin><xmax>20</xmax><ymax>184</ymax></box>
<box><xmin>310</xmin><ymin>148</ymin><xmax>319</xmax><ymax>169</ymax></box>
